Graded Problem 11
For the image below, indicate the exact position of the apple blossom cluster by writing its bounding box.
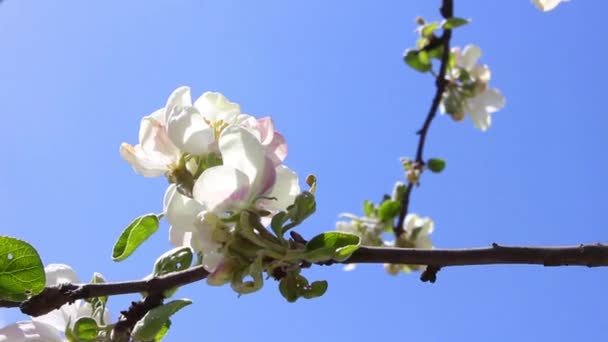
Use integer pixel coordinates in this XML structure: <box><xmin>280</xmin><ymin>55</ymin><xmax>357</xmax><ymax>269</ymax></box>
<box><xmin>121</xmin><ymin>87</ymin><xmax>300</xmax><ymax>271</ymax></box>
<box><xmin>0</xmin><ymin>264</ymin><xmax>110</xmax><ymax>342</ymax></box>
<box><xmin>441</xmin><ymin>44</ymin><xmax>506</xmax><ymax>131</ymax></box>
<box><xmin>120</xmin><ymin>87</ymin><xmax>348</xmax><ymax>301</ymax></box>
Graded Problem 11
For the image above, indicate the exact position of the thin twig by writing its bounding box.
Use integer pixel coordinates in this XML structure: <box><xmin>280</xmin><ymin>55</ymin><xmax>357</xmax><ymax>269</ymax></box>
<box><xmin>394</xmin><ymin>0</ymin><xmax>454</xmax><ymax>237</ymax></box>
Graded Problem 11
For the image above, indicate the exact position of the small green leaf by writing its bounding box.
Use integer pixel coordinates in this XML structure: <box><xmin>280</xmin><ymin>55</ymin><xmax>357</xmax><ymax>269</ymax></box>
<box><xmin>404</xmin><ymin>49</ymin><xmax>431</xmax><ymax>72</ymax></box>
<box><xmin>377</xmin><ymin>200</ymin><xmax>401</xmax><ymax>222</ymax></box>
<box><xmin>286</xmin><ymin>191</ymin><xmax>316</xmax><ymax>224</ymax></box>
<box><xmin>442</xmin><ymin>17</ymin><xmax>470</xmax><ymax>29</ymax></box>
<box><xmin>153</xmin><ymin>247</ymin><xmax>193</xmax><ymax>276</ymax></box>
<box><xmin>112</xmin><ymin>214</ymin><xmax>159</xmax><ymax>261</ymax></box>
<box><xmin>420</xmin><ymin>22</ymin><xmax>439</xmax><ymax>37</ymax></box>
<box><xmin>305</xmin><ymin>232</ymin><xmax>361</xmax><ymax>262</ymax></box>
<box><xmin>0</xmin><ymin>236</ymin><xmax>45</xmax><ymax>301</ymax></box>
<box><xmin>154</xmin><ymin>321</ymin><xmax>171</xmax><ymax>341</ymax></box>
<box><xmin>427</xmin><ymin>158</ymin><xmax>446</xmax><ymax>173</ymax></box>
<box><xmin>363</xmin><ymin>200</ymin><xmax>375</xmax><ymax>217</ymax></box>
<box><xmin>132</xmin><ymin>299</ymin><xmax>192</xmax><ymax>341</ymax></box>
<box><xmin>301</xmin><ymin>280</ymin><xmax>328</xmax><ymax>299</ymax></box>
<box><xmin>73</xmin><ymin>317</ymin><xmax>99</xmax><ymax>341</ymax></box>
<box><xmin>279</xmin><ymin>277</ymin><xmax>299</xmax><ymax>303</ymax></box>
<box><xmin>270</xmin><ymin>211</ymin><xmax>289</xmax><ymax>237</ymax></box>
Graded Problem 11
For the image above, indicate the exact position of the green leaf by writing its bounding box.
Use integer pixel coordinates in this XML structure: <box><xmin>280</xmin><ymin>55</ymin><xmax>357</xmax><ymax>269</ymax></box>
<box><xmin>270</xmin><ymin>211</ymin><xmax>289</xmax><ymax>237</ymax></box>
<box><xmin>305</xmin><ymin>232</ymin><xmax>361</xmax><ymax>262</ymax></box>
<box><xmin>442</xmin><ymin>17</ymin><xmax>470</xmax><ymax>29</ymax></box>
<box><xmin>378</xmin><ymin>200</ymin><xmax>401</xmax><ymax>222</ymax></box>
<box><xmin>0</xmin><ymin>236</ymin><xmax>45</xmax><ymax>301</ymax></box>
<box><xmin>73</xmin><ymin>317</ymin><xmax>99</xmax><ymax>341</ymax></box>
<box><xmin>286</xmin><ymin>191</ymin><xmax>316</xmax><ymax>224</ymax></box>
<box><xmin>427</xmin><ymin>158</ymin><xmax>446</xmax><ymax>173</ymax></box>
<box><xmin>420</xmin><ymin>22</ymin><xmax>439</xmax><ymax>37</ymax></box>
<box><xmin>154</xmin><ymin>320</ymin><xmax>171</xmax><ymax>341</ymax></box>
<box><xmin>301</xmin><ymin>280</ymin><xmax>328</xmax><ymax>299</ymax></box>
<box><xmin>279</xmin><ymin>277</ymin><xmax>299</xmax><ymax>303</ymax></box>
<box><xmin>153</xmin><ymin>247</ymin><xmax>193</xmax><ymax>277</ymax></box>
<box><xmin>112</xmin><ymin>214</ymin><xmax>159</xmax><ymax>261</ymax></box>
<box><xmin>132</xmin><ymin>299</ymin><xmax>192</xmax><ymax>341</ymax></box>
<box><xmin>363</xmin><ymin>200</ymin><xmax>375</xmax><ymax>217</ymax></box>
<box><xmin>404</xmin><ymin>49</ymin><xmax>431</xmax><ymax>72</ymax></box>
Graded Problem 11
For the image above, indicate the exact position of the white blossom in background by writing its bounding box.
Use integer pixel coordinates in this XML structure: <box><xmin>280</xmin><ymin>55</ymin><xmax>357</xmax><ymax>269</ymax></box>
<box><xmin>400</xmin><ymin>213</ymin><xmax>434</xmax><ymax>249</ymax></box>
<box><xmin>532</xmin><ymin>0</ymin><xmax>567</xmax><ymax>11</ymax></box>
<box><xmin>443</xmin><ymin>45</ymin><xmax>505</xmax><ymax>131</ymax></box>
<box><xmin>0</xmin><ymin>264</ymin><xmax>110</xmax><ymax>342</ymax></box>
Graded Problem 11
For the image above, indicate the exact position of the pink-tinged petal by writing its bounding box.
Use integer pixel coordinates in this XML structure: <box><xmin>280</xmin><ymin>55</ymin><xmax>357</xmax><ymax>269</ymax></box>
<box><xmin>0</xmin><ymin>321</ymin><xmax>63</xmax><ymax>342</ymax></box>
<box><xmin>193</xmin><ymin>165</ymin><xmax>251</xmax><ymax>212</ymax></box>
<box><xmin>193</xmin><ymin>92</ymin><xmax>240</xmax><ymax>122</ymax></box>
<box><xmin>164</xmin><ymin>86</ymin><xmax>192</xmax><ymax>123</ymax></box>
<box><xmin>460</xmin><ymin>45</ymin><xmax>481</xmax><ymax>71</ymax></box>
<box><xmin>219</xmin><ymin>126</ymin><xmax>268</xmax><ymax>193</ymax></box>
<box><xmin>259</xmin><ymin>156</ymin><xmax>277</xmax><ymax>196</ymax></box>
<box><xmin>120</xmin><ymin>110</ymin><xmax>179</xmax><ymax>177</ymax></box>
<box><xmin>139</xmin><ymin>110</ymin><xmax>180</xmax><ymax>158</ymax></box>
<box><xmin>257</xmin><ymin>165</ymin><xmax>300</xmax><ymax>212</ymax></box>
<box><xmin>266</xmin><ymin>132</ymin><xmax>288</xmax><ymax>165</ymax></box>
<box><xmin>120</xmin><ymin>143</ymin><xmax>170</xmax><ymax>177</ymax></box>
<box><xmin>255</xmin><ymin>117</ymin><xmax>275</xmax><ymax>145</ymax></box>
<box><xmin>166</xmin><ymin>107</ymin><xmax>215</xmax><ymax>155</ymax></box>
<box><xmin>163</xmin><ymin>184</ymin><xmax>205</xmax><ymax>235</ymax></box>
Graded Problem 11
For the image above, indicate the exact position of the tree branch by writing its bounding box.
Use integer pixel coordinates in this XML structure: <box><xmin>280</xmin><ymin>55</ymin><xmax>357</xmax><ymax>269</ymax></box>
<box><xmin>16</xmin><ymin>265</ymin><xmax>209</xmax><ymax>317</ymax></box>
<box><xmin>394</xmin><ymin>0</ymin><xmax>454</xmax><ymax>237</ymax></box>
<box><xmin>5</xmin><ymin>242</ymin><xmax>606</xmax><ymax>318</ymax></box>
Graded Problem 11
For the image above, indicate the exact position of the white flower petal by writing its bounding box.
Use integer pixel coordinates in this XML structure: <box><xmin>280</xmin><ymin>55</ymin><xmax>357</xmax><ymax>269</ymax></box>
<box><xmin>164</xmin><ymin>86</ymin><xmax>192</xmax><ymax>123</ymax></box>
<box><xmin>44</xmin><ymin>264</ymin><xmax>79</xmax><ymax>286</ymax></box>
<box><xmin>460</xmin><ymin>45</ymin><xmax>482</xmax><ymax>71</ymax></box>
<box><xmin>219</xmin><ymin>126</ymin><xmax>269</xmax><ymax>194</ymax></box>
<box><xmin>0</xmin><ymin>321</ymin><xmax>63</xmax><ymax>342</ymax></box>
<box><xmin>193</xmin><ymin>165</ymin><xmax>251</xmax><ymax>212</ymax></box>
<box><xmin>164</xmin><ymin>184</ymin><xmax>205</xmax><ymax>237</ymax></box>
<box><xmin>167</xmin><ymin>107</ymin><xmax>215</xmax><ymax>155</ymax></box>
<box><xmin>477</xmin><ymin>88</ymin><xmax>505</xmax><ymax>113</ymax></box>
<box><xmin>532</xmin><ymin>0</ymin><xmax>565</xmax><ymax>11</ymax></box>
<box><xmin>258</xmin><ymin>165</ymin><xmax>300</xmax><ymax>212</ymax></box>
<box><xmin>193</xmin><ymin>92</ymin><xmax>240</xmax><ymax>123</ymax></box>
<box><xmin>467</xmin><ymin>101</ymin><xmax>491</xmax><ymax>131</ymax></box>
<box><xmin>120</xmin><ymin>110</ymin><xmax>179</xmax><ymax>177</ymax></box>
<box><xmin>202</xmin><ymin>250</ymin><xmax>224</xmax><ymax>273</ymax></box>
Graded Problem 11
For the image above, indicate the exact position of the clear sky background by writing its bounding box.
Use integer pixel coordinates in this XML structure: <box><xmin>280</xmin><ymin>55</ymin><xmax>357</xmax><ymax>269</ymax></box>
<box><xmin>0</xmin><ymin>0</ymin><xmax>606</xmax><ymax>341</ymax></box>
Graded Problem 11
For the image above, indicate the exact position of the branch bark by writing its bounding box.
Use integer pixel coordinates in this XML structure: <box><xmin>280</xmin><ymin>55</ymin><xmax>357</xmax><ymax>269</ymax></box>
<box><xmin>6</xmin><ymin>243</ymin><xmax>607</xmax><ymax>317</ymax></box>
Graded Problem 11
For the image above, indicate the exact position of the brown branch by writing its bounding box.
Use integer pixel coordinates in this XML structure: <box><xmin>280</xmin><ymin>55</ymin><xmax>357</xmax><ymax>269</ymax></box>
<box><xmin>4</xmin><ymin>242</ymin><xmax>606</xmax><ymax>319</ymax></box>
<box><xmin>394</xmin><ymin>0</ymin><xmax>454</xmax><ymax>237</ymax></box>
<box><xmin>17</xmin><ymin>265</ymin><xmax>209</xmax><ymax>317</ymax></box>
<box><xmin>347</xmin><ymin>243</ymin><xmax>608</xmax><ymax>267</ymax></box>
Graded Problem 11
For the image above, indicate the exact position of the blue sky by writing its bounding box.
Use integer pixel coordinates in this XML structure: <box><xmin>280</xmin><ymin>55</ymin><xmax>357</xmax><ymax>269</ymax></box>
<box><xmin>0</xmin><ymin>0</ymin><xmax>606</xmax><ymax>341</ymax></box>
